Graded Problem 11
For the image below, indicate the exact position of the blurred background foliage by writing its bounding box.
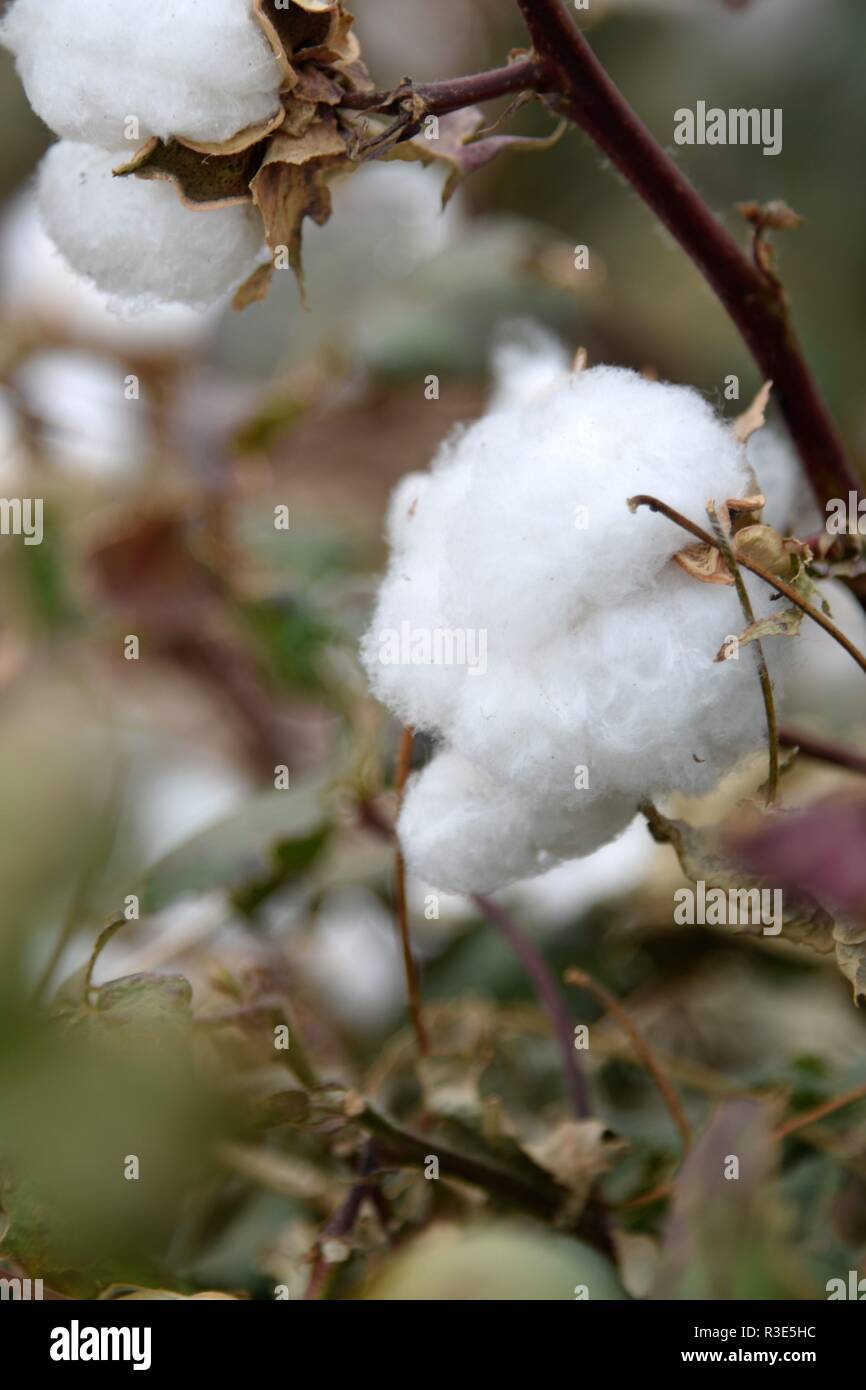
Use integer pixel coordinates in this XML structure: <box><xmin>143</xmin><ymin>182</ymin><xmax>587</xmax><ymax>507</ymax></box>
<box><xmin>0</xmin><ymin>0</ymin><xmax>864</xmax><ymax>1301</ymax></box>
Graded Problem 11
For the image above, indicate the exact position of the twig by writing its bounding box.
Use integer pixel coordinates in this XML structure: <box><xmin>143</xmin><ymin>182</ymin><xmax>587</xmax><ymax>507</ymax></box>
<box><xmin>565</xmin><ymin>968</ymin><xmax>691</xmax><ymax>1155</ymax></box>
<box><xmin>393</xmin><ymin>728</ymin><xmax>429</xmax><ymax>1056</ymax></box>
<box><xmin>304</xmin><ymin>1141</ymin><xmax>386</xmax><ymax>1300</ymax></box>
<box><xmin>353</xmin><ymin>1100</ymin><xmax>564</xmax><ymax>1220</ymax></box>
<box><xmin>473</xmin><ymin>894</ymin><xmax>591</xmax><ymax>1119</ymax></box>
<box><xmin>628</xmin><ymin>494</ymin><xmax>866</xmax><ymax>678</ymax></box>
<box><xmin>772</xmin><ymin>1081</ymin><xmax>866</xmax><ymax>1143</ymax></box>
<box><xmin>340</xmin><ymin>56</ymin><xmax>547</xmax><ymax>118</ymax></box>
<box><xmin>778</xmin><ymin>726</ymin><xmax>866</xmax><ymax>779</ymax></box>
<box><xmin>514</xmin><ymin>0</ymin><xmax>860</xmax><ymax>513</ymax></box>
<box><xmin>707</xmin><ymin>502</ymin><xmax>779</xmax><ymax>804</ymax></box>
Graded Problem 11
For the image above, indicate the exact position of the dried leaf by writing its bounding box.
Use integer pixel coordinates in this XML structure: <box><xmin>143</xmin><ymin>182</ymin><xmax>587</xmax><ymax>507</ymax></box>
<box><xmin>250</xmin><ymin>113</ymin><xmax>349</xmax><ymax>298</ymax></box>
<box><xmin>179</xmin><ymin>108</ymin><xmax>286</xmax><ymax>157</ymax></box>
<box><xmin>114</xmin><ymin>138</ymin><xmax>258</xmax><ymax>208</ymax></box>
<box><xmin>673</xmin><ymin>542</ymin><xmax>732</xmax><ymax>586</ymax></box>
<box><xmin>732</xmin><ymin>380</ymin><xmax>773</xmax><ymax>444</ymax></box>
<box><xmin>715</xmin><ymin>605</ymin><xmax>802</xmax><ymax>661</ymax></box>
<box><xmin>738</xmin><ymin>199</ymin><xmax>805</xmax><ymax>232</ymax></box>
<box><xmin>644</xmin><ymin>802</ymin><xmax>837</xmax><ymax>956</ymax></box>
<box><xmin>232</xmin><ymin>261</ymin><xmax>275</xmax><ymax>311</ymax></box>
<box><xmin>386</xmin><ymin>107</ymin><xmax>566</xmax><ymax>206</ymax></box>
<box><xmin>525</xmin><ymin>1120</ymin><xmax>624</xmax><ymax>1223</ymax></box>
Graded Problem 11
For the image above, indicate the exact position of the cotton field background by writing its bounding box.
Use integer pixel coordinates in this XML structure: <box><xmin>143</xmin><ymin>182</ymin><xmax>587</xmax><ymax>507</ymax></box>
<box><xmin>0</xmin><ymin>0</ymin><xmax>865</xmax><ymax>1311</ymax></box>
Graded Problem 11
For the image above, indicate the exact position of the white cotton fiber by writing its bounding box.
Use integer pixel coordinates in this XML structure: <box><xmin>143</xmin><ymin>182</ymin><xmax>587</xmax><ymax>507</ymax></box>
<box><xmin>37</xmin><ymin>142</ymin><xmax>266</xmax><ymax>309</ymax></box>
<box><xmin>1</xmin><ymin>195</ymin><xmax>219</xmax><ymax>352</ymax></box>
<box><xmin>363</xmin><ymin>327</ymin><xmax>809</xmax><ymax>893</ymax></box>
<box><xmin>1</xmin><ymin>0</ymin><xmax>283</xmax><ymax>148</ymax></box>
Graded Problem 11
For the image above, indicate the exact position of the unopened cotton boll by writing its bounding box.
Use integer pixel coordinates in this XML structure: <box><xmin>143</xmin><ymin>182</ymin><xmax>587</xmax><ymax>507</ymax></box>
<box><xmin>1</xmin><ymin>0</ymin><xmax>283</xmax><ymax>148</ymax></box>
<box><xmin>37</xmin><ymin>142</ymin><xmax>266</xmax><ymax>309</ymax></box>
<box><xmin>363</xmin><ymin>330</ymin><xmax>802</xmax><ymax>893</ymax></box>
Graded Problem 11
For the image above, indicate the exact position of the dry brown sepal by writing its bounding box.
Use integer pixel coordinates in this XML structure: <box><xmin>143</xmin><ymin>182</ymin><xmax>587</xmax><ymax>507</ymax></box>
<box><xmin>115</xmin><ymin>1</ymin><xmax>370</xmax><ymax>307</ymax></box>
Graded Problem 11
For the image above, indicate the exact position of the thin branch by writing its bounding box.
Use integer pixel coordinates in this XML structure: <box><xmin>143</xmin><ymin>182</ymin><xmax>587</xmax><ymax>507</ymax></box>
<box><xmin>772</xmin><ymin>1081</ymin><xmax>866</xmax><ymax>1143</ymax></box>
<box><xmin>707</xmin><ymin>502</ymin><xmax>779</xmax><ymax>804</ymax></box>
<box><xmin>565</xmin><ymin>968</ymin><xmax>691</xmax><ymax>1155</ymax></box>
<box><xmin>304</xmin><ymin>1141</ymin><xmax>386</xmax><ymax>1300</ymax></box>
<box><xmin>514</xmin><ymin>0</ymin><xmax>860</xmax><ymax>513</ymax></box>
<box><xmin>628</xmin><ymin>494</ymin><xmax>866</xmax><ymax>679</ymax></box>
<box><xmin>393</xmin><ymin>728</ymin><xmax>429</xmax><ymax>1056</ymax></box>
<box><xmin>352</xmin><ymin>1100</ymin><xmax>567</xmax><ymax>1222</ymax></box>
<box><xmin>473</xmin><ymin>894</ymin><xmax>591</xmax><ymax>1119</ymax></box>
<box><xmin>340</xmin><ymin>56</ymin><xmax>547</xmax><ymax>118</ymax></box>
<box><xmin>779</xmin><ymin>725</ymin><xmax>866</xmax><ymax>778</ymax></box>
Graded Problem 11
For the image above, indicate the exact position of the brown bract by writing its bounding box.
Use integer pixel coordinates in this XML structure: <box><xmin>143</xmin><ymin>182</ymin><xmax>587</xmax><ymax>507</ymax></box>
<box><xmin>113</xmin><ymin>1</ymin><xmax>371</xmax><ymax>309</ymax></box>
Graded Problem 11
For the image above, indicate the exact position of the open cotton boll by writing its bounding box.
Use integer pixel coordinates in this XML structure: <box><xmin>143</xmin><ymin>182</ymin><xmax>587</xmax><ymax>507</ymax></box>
<box><xmin>364</xmin><ymin>330</ymin><xmax>802</xmax><ymax>894</ymax></box>
<box><xmin>399</xmin><ymin>749</ymin><xmax>637</xmax><ymax>894</ymax></box>
<box><xmin>1</xmin><ymin>0</ymin><xmax>283</xmax><ymax>148</ymax></box>
<box><xmin>15</xmin><ymin>350</ymin><xmax>149</xmax><ymax>480</ymax></box>
<box><xmin>1</xmin><ymin>195</ymin><xmax>218</xmax><ymax>354</ymax></box>
<box><xmin>437</xmin><ymin>362</ymin><xmax>750</xmax><ymax>649</ymax></box>
<box><xmin>37</xmin><ymin>142</ymin><xmax>266</xmax><ymax>309</ymax></box>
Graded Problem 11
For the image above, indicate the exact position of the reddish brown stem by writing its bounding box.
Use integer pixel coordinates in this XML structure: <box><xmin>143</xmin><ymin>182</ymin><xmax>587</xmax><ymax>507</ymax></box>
<box><xmin>474</xmin><ymin>894</ymin><xmax>591</xmax><ymax>1120</ymax></box>
<box><xmin>341</xmin><ymin>56</ymin><xmax>546</xmax><ymax>117</ymax></box>
<box><xmin>513</xmin><ymin>0</ymin><xmax>860</xmax><ymax>512</ymax></box>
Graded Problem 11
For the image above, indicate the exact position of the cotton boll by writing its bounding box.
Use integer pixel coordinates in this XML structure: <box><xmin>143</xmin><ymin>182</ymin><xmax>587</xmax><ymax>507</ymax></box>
<box><xmin>1</xmin><ymin>195</ymin><xmax>218</xmax><ymax>354</ymax></box>
<box><xmin>364</xmin><ymin>332</ymin><xmax>804</xmax><ymax>894</ymax></box>
<box><xmin>439</xmin><ymin>364</ymin><xmax>751</xmax><ymax>650</ymax></box>
<box><xmin>1</xmin><ymin>0</ymin><xmax>283</xmax><ymax>148</ymax></box>
<box><xmin>399</xmin><ymin>749</ymin><xmax>636</xmax><ymax>894</ymax></box>
<box><xmin>37</xmin><ymin>142</ymin><xmax>266</xmax><ymax>309</ymax></box>
<box><xmin>748</xmin><ymin>428</ymin><xmax>824</xmax><ymax>538</ymax></box>
<box><xmin>398</xmin><ymin>750</ymin><xmax>550</xmax><ymax>894</ymax></box>
<box><xmin>487</xmin><ymin>320</ymin><xmax>572</xmax><ymax>412</ymax></box>
<box><xmin>14</xmin><ymin>350</ymin><xmax>149</xmax><ymax>479</ymax></box>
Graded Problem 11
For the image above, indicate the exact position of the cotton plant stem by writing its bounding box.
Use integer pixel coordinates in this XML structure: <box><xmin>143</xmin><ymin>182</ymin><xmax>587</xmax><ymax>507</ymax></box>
<box><xmin>353</xmin><ymin>1100</ymin><xmax>567</xmax><ymax>1221</ymax></box>
<box><xmin>628</xmin><ymin>494</ymin><xmax>866</xmax><ymax>679</ymax></box>
<box><xmin>778</xmin><ymin>726</ymin><xmax>866</xmax><ymax>778</ymax></box>
<box><xmin>304</xmin><ymin>1141</ymin><xmax>385</xmax><ymax>1300</ymax></box>
<box><xmin>706</xmin><ymin>503</ymin><xmax>780</xmax><ymax>805</ymax></box>
<box><xmin>341</xmin><ymin>56</ymin><xmax>546</xmax><ymax>118</ymax></box>
<box><xmin>565</xmin><ymin>968</ymin><xmax>691</xmax><ymax>1155</ymax></box>
<box><xmin>393</xmin><ymin>727</ymin><xmax>429</xmax><ymax>1057</ymax></box>
<box><xmin>473</xmin><ymin>894</ymin><xmax>591</xmax><ymax>1120</ymax></box>
<box><xmin>514</xmin><ymin>0</ymin><xmax>860</xmax><ymax>512</ymax></box>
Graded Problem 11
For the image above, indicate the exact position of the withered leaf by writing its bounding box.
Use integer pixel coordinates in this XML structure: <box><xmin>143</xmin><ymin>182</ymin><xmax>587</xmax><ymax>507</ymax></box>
<box><xmin>114</xmin><ymin>138</ymin><xmax>258</xmax><ymax>208</ymax></box>
<box><xmin>733</xmin><ymin>380</ymin><xmax>773</xmax><ymax>444</ymax></box>
<box><xmin>737</xmin><ymin>199</ymin><xmax>805</xmax><ymax>232</ymax></box>
<box><xmin>250</xmin><ymin>113</ymin><xmax>349</xmax><ymax>299</ymax></box>
<box><xmin>253</xmin><ymin>0</ymin><xmax>338</xmax><ymax>81</ymax></box>
<box><xmin>179</xmin><ymin>108</ymin><xmax>285</xmax><ymax>157</ymax></box>
<box><xmin>232</xmin><ymin>261</ymin><xmax>275</xmax><ymax>312</ymax></box>
<box><xmin>715</xmin><ymin>605</ymin><xmax>802</xmax><ymax>661</ymax></box>
<box><xmin>643</xmin><ymin>801</ymin><xmax>838</xmax><ymax>959</ymax></box>
<box><xmin>673</xmin><ymin>542</ymin><xmax>732</xmax><ymax>586</ymax></box>
<box><xmin>386</xmin><ymin>106</ymin><xmax>566</xmax><ymax>207</ymax></box>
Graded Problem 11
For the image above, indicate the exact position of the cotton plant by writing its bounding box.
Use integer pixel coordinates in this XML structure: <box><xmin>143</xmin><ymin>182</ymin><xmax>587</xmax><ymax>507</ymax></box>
<box><xmin>361</xmin><ymin>327</ymin><xmax>833</xmax><ymax>895</ymax></box>
<box><xmin>1</xmin><ymin>0</ymin><xmax>372</xmax><ymax>309</ymax></box>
